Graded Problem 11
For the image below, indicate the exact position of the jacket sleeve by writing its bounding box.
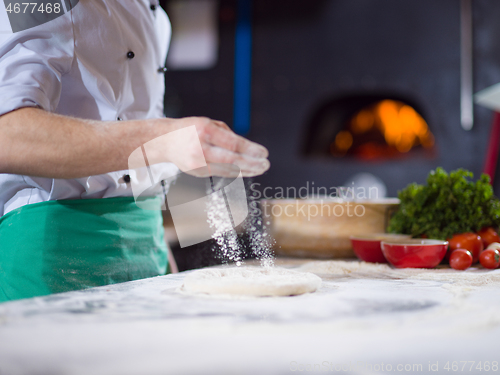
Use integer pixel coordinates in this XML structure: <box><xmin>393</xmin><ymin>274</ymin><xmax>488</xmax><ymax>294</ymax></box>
<box><xmin>0</xmin><ymin>8</ymin><xmax>74</xmax><ymax>116</ymax></box>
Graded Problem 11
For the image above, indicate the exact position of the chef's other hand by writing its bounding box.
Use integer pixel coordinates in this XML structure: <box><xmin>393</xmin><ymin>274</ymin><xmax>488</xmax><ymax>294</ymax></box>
<box><xmin>150</xmin><ymin>117</ymin><xmax>270</xmax><ymax>178</ymax></box>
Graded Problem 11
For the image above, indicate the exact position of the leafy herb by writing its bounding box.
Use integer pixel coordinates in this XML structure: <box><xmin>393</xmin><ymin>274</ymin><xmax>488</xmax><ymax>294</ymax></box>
<box><xmin>387</xmin><ymin>168</ymin><xmax>500</xmax><ymax>240</ymax></box>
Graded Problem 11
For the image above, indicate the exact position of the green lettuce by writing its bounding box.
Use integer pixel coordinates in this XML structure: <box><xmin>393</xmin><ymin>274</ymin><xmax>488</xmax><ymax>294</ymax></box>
<box><xmin>387</xmin><ymin>168</ymin><xmax>500</xmax><ymax>240</ymax></box>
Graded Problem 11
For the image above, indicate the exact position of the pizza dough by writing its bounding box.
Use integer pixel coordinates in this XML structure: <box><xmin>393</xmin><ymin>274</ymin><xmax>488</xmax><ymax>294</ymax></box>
<box><xmin>181</xmin><ymin>266</ymin><xmax>322</xmax><ymax>297</ymax></box>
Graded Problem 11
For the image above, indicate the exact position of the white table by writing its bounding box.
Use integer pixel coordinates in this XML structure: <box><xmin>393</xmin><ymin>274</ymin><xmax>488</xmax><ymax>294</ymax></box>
<box><xmin>1</xmin><ymin>259</ymin><xmax>500</xmax><ymax>375</ymax></box>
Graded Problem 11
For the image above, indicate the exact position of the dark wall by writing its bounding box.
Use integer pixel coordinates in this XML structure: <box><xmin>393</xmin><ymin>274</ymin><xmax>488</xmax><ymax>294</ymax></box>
<box><xmin>161</xmin><ymin>0</ymin><xmax>236</xmax><ymax>123</ymax></box>
<box><xmin>162</xmin><ymin>0</ymin><xmax>500</xmax><ymax>197</ymax></box>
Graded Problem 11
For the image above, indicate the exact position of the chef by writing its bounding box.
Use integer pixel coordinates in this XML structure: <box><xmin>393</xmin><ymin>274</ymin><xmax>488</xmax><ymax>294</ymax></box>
<box><xmin>0</xmin><ymin>0</ymin><xmax>269</xmax><ymax>302</ymax></box>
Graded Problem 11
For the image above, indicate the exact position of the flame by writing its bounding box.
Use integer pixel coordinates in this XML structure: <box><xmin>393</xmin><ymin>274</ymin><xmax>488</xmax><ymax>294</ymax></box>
<box><xmin>334</xmin><ymin>130</ymin><xmax>353</xmax><ymax>152</ymax></box>
<box><xmin>351</xmin><ymin>109</ymin><xmax>374</xmax><ymax>134</ymax></box>
<box><xmin>350</xmin><ymin>99</ymin><xmax>433</xmax><ymax>153</ymax></box>
<box><xmin>331</xmin><ymin>99</ymin><xmax>434</xmax><ymax>158</ymax></box>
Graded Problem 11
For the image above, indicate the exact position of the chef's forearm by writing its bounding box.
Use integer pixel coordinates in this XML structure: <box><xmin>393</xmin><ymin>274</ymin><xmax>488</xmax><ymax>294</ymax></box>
<box><xmin>0</xmin><ymin>107</ymin><xmax>167</xmax><ymax>178</ymax></box>
<box><xmin>0</xmin><ymin>107</ymin><xmax>270</xmax><ymax>179</ymax></box>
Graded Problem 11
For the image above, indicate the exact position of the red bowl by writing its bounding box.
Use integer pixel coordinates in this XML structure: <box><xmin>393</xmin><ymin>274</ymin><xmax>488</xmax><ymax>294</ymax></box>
<box><xmin>350</xmin><ymin>234</ymin><xmax>411</xmax><ymax>263</ymax></box>
<box><xmin>381</xmin><ymin>239</ymin><xmax>449</xmax><ymax>268</ymax></box>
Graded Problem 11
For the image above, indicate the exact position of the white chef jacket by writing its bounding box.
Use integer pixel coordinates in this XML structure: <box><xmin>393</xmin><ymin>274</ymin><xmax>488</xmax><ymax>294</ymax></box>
<box><xmin>0</xmin><ymin>0</ymin><xmax>178</xmax><ymax>217</ymax></box>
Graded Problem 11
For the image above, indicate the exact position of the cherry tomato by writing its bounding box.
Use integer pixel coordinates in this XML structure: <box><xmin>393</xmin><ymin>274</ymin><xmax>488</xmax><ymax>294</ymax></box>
<box><xmin>448</xmin><ymin>232</ymin><xmax>483</xmax><ymax>264</ymax></box>
<box><xmin>477</xmin><ymin>227</ymin><xmax>500</xmax><ymax>248</ymax></box>
<box><xmin>479</xmin><ymin>248</ymin><xmax>500</xmax><ymax>269</ymax></box>
<box><xmin>449</xmin><ymin>249</ymin><xmax>473</xmax><ymax>270</ymax></box>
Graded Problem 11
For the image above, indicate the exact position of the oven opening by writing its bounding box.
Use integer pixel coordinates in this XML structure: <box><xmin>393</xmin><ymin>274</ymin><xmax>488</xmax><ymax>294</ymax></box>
<box><xmin>303</xmin><ymin>95</ymin><xmax>436</xmax><ymax>161</ymax></box>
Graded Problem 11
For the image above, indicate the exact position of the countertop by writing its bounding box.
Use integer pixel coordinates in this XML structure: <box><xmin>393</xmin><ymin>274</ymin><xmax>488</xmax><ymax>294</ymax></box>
<box><xmin>1</xmin><ymin>258</ymin><xmax>500</xmax><ymax>375</ymax></box>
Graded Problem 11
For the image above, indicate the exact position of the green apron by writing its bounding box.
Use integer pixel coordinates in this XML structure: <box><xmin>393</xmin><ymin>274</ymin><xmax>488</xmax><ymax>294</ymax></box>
<box><xmin>0</xmin><ymin>196</ymin><xmax>168</xmax><ymax>303</ymax></box>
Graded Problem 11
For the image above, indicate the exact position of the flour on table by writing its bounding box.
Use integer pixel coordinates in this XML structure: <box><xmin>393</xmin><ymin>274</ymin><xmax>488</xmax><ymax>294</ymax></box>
<box><xmin>181</xmin><ymin>267</ymin><xmax>321</xmax><ymax>297</ymax></box>
<box><xmin>297</xmin><ymin>260</ymin><xmax>500</xmax><ymax>287</ymax></box>
<box><xmin>298</xmin><ymin>260</ymin><xmax>392</xmax><ymax>275</ymax></box>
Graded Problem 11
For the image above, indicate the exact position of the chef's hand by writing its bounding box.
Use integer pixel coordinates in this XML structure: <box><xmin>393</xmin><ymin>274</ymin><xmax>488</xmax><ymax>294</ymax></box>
<box><xmin>151</xmin><ymin>117</ymin><xmax>270</xmax><ymax>178</ymax></box>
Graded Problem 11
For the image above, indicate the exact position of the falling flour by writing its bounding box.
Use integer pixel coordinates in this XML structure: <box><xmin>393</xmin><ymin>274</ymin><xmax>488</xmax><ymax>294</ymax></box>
<box><xmin>206</xmin><ymin>178</ymin><xmax>274</xmax><ymax>267</ymax></box>
<box><xmin>243</xmin><ymin>186</ymin><xmax>275</xmax><ymax>267</ymax></box>
<box><xmin>206</xmin><ymin>184</ymin><xmax>243</xmax><ymax>265</ymax></box>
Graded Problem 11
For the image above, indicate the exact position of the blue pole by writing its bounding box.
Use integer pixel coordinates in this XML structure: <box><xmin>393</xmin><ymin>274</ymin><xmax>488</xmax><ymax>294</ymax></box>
<box><xmin>233</xmin><ymin>0</ymin><xmax>252</xmax><ymax>135</ymax></box>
